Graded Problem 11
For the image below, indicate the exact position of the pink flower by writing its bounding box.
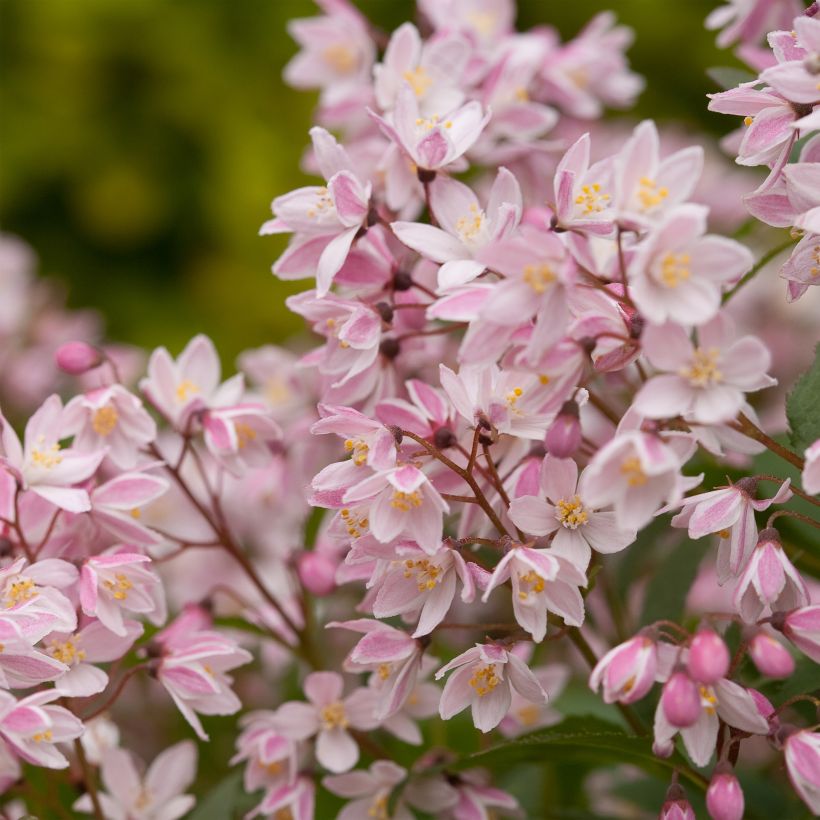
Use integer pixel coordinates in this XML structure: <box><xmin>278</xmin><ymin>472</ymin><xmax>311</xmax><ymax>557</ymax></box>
<box><xmin>262</xmin><ymin>127</ymin><xmax>372</xmax><ymax>296</ymax></box>
<box><xmin>780</xmin><ymin>604</ymin><xmax>820</xmax><ymax>662</ymax></box>
<box><xmin>509</xmin><ymin>455</ymin><xmax>636</xmax><ymax>572</ymax></box>
<box><xmin>392</xmin><ymin>168</ymin><xmax>521</xmax><ymax>291</ymax></box>
<box><xmin>64</xmin><ymin>385</ymin><xmax>156</xmax><ymax>469</ymax></box>
<box><xmin>231</xmin><ymin>712</ymin><xmax>297</xmax><ymax>794</ymax></box>
<box><xmin>481</xmin><ymin>544</ymin><xmax>585</xmax><ymax>642</ymax></box>
<box><xmin>653</xmin><ymin>678</ymin><xmax>769</xmax><ymax>766</ymax></box>
<box><xmin>0</xmin><ymin>689</ymin><xmax>83</xmax><ymax>769</ymax></box>
<box><xmin>589</xmin><ymin>634</ymin><xmax>658</xmax><ymax>704</ymax></box>
<box><xmin>80</xmin><ymin>551</ymin><xmax>166</xmax><ymax>636</ymax></box>
<box><xmin>670</xmin><ymin>477</ymin><xmax>792</xmax><ymax>582</ymax></box>
<box><xmin>436</xmin><ymin>643</ymin><xmax>547</xmax><ymax>732</ymax></box>
<box><xmin>0</xmin><ymin>394</ymin><xmax>105</xmax><ymax>512</ymax></box>
<box><xmin>89</xmin><ymin>472</ymin><xmax>170</xmax><ymax>546</ymax></box>
<box><xmin>271</xmin><ymin>671</ymin><xmax>374</xmax><ymax>773</ymax></box>
<box><xmin>370</xmin><ymin>541</ymin><xmax>475</xmax><ymax>637</ymax></box>
<box><xmin>155</xmin><ymin>619</ymin><xmax>252</xmax><ymax>741</ymax></box>
<box><xmin>781</xmin><ymin>232</ymin><xmax>820</xmax><ymax>301</ymax></box>
<box><xmin>784</xmin><ymin>729</ymin><xmax>820</xmax><ymax>815</ymax></box>
<box><xmin>635</xmin><ymin>316</ymin><xmax>774</xmax><ymax>425</ymax></box>
<box><xmin>139</xmin><ymin>335</ymin><xmax>244</xmax><ymax>430</ymax></box>
<box><xmin>706</xmin><ymin>767</ymin><xmax>745</xmax><ymax>820</ymax></box>
<box><xmin>372</xmin><ymin>82</ymin><xmax>490</xmax><ymax>173</ymax></box>
<box><xmin>247</xmin><ymin>775</ymin><xmax>315</xmax><ymax>820</ymax></box>
<box><xmin>202</xmin><ymin>404</ymin><xmax>282</xmax><ymax>474</ymax></box>
<box><xmin>802</xmin><ymin>438</ymin><xmax>820</xmax><ymax>494</ymax></box>
<box><xmin>323</xmin><ymin>760</ymin><xmax>408</xmax><ymax>820</ymax></box>
<box><xmin>706</xmin><ymin>0</ymin><xmax>804</xmax><ymax>47</ymax></box>
<box><xmin>0</xmin><ymin>618</ymin><xmax>68</xmax><ymax>689</ymax></box>
<box><xmin>659</xmin><ymin>784</ymin><xmax>696</xmax><ymax>820</ymax></box>
<box><xmin>733</xmin><ymin>529</ymin><xmax>809</xmax><ymax>623</ymax></box>
<box><xmin>582</xmin><ymin>425</ymin><xmax>694</xmax><ymax>531</ymax></box>
<box><xmin>74</xmin><ymin>741</ymin><xmax>197</xmax><ymax>820</ymax></box>
<box><xmin>628</xmin><ymin>206</ymin><xmax>753</xmax><ymax>325</ymax></box>
<box><xmin>50</xmin><ymin>618</ymin><xmax>143</xmax><ymax>698</ymax></box>
<box><xmin>343</xmin><ymin>464</ymin><xmax>449</xmax><ymax>554</ymax></box>
<box><xmin>760</xmin><ymin>17</ymin><xmax>820</xmax><ymax>106</ymax></box>
<box><xmin>312</xmin><ymin>404</ymin><xmax>397</xmax><ymax>470</ymax></box>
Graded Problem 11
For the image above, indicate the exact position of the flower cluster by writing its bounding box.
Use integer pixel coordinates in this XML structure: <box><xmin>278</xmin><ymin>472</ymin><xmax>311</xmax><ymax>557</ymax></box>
<box><xmin>0</xmin><ymin>1</ymin><xmax>819</xmax><ymax>818</ymax></box>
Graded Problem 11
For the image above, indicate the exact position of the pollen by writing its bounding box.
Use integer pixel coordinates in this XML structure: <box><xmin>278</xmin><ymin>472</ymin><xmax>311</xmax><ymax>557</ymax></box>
<box><xmin>681</xmin><ymin>347</ymin><xmax>722</xmax><ymax>387</ymax></box>
<box><xmin>344</xmin><ymin>437</ymin><xmax>369</xmax><ymax>466</ymax></box>
<box><xmin>810</xmin><ymin>244</ymin><xmax>820</xmax><ymax>278</ymax></box>
<box><xmin>637</xmin><ymin>177</ymin><xmax>669</xmax><ymax>212</ymax></box>
<box><xmin>575</xmin><ymin>182</ymin><xmax>610</xmax><ymax>215</ymax></box>
<box><xmin>506</xmin><ymin>386</ymin><xmax>524</xmax><ymax>413</ymax></box>
<box><xmin>30</xmin><ymin>436</ymin><xmax>63</xmax><ymax>469</ymax></box>
<box><xmin>517</xmin><ymin>569</ymin><xmax>545</xmax><ymax>600</ymax></box>
<box><xmin>455</xmin><ymin>204</ymin><xmax>486</xmax><ymax>244</ymax></box>
<box><xmin>322</xmin><ymin>44</ymin><xmax>357</xmax><ymax>73</ymax></box>
<box><xmin>175</xmin><ymin>380</ymin><xmax>199</xmax><ymax>402</ymax></box>
<box><xmin>743</xmin><ymin>115</ymin><xmax>753</xmax><ymax>126</ymax></box>
<box><xmin>4</xmin><ymin>577</ymin><xmax>36</xmax><ymax>608</ymax></box>
<box><xmin>32</xmin><ymin>730</ymin><xmax>54</xmax><ymax>743</ymax></box>
<box><xmin>235</xmin><ymin>422</ymin><xmax>257</xmax><ymax>450</ymax></box>
<box><xmin>377</xmin><ymin>663</ymin><xmax>392</xmax><ymax>680</ymax></box>
<box><xmin>469</xmin><ymin>663</ymin><xmax>501</xmax><ymax>697</ymax></box>
<box><xmin>523</xmin><ymin>263</ymin><xmax>556</xmax><ymax>294</ymax></box>
<box><xmin>699</xmin><ymin>685</ymin><xmax>717</xmax><ymax>715</ymax></box>
<box><xmin>402</xmin><ymin>66</ymin><xmax>433</xmax><ymax>97</ymax></box>
<box><xmin>403</xmin><ymin>558</ymin><xmax>441</xmax><ymax>591</ymax></box>
<box><xmin>340</xmin><ymin>508</ymin><xmax>369</xmax><ymax>539</ymax></box>
<box><xmin>103</xmin><ymin>572</ymin><xmax>133</xmax><ymax>601</ymax></box>
<box><xmin>320</xmin><ymin>701</ymin><xmax>349</xmax><ymax>730</ymax></box>
<box><xmin>48</xmin><ymin>636</ymin><xmax>86</xmax><ymax>665</ymax></box>
<box><xmin>368</xmin><ymin>794</ymin><xmax>389</xmax><ymax>819</ymax></box>
<box><xmin>390</xmin><ymin>489</ymin><xmax>423</xmax><ymax>511</ymax></box>
<box><xmin>91</xmin><ymin>404</ymin><xmax>119</xmax><ymax>437</ymax></box>
<box><xmin>556</xmin><ymin>495</ymin><xmax>589</xmax><ymax>529</ymax></box>
<box><xmin>620</xmin><ymin>457</ymin><xmax>647</xmax><ymax>487</ymax></box>
<box><xmin>658</xmin><ymin>252</ymin><xmax>691</xmax><ymax>288</ymax></box>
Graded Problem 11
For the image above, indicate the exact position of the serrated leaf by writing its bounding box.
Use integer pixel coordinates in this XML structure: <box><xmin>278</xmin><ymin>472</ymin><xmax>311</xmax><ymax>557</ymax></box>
<box><xmin>706</xmin><ymin>66</ymin><xmax>757</xmax><ymax>89</ymax></box>
<box><xmin>447</xmin><ymin>715</ymin><xmax>705</xmax><ymax>790</ymax></box>
<box><xmin>787</xmin><ymin>344</ymin><xmax>820</xmax><ymax>453</ymax></box>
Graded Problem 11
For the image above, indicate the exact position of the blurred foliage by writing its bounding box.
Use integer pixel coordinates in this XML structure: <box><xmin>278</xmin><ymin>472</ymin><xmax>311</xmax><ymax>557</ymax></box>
<box><xmin>0</xmin><ymin>0</ymin><xmax>732</xmax><ymax>364</ymax></box>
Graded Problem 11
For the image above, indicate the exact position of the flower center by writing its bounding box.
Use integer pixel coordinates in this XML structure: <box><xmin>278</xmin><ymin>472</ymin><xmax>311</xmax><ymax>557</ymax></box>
<box><xmin>456</xmin><ymin>204</ymin><xmax>487</xmax><ymax>245</ymax></box>
<box><xmin>134</xmin><ymin>789</ymin><xmax>153</xmax><ymax>810</ymax></box>
<box><xmin>306</xmin><ymin>187</ymin><xmax>335</xmax><ymax>219</ymax></box>
<box><xmin>575</xmin><ymin>183</ymin><xmax>610</xmax><ymax>215</ymax></box>
<box><xmin>637</xmin><ymin>177</ymin><xmax>669</xmax><ymax>212</ymax></box>
<box><xmin>555</xmin><ymin>495</ymin><xmax>589</xmax><ymax>529</ymax></box>
<box><xmin>403</xmin><ymin>558</ymin><xmax>441</xmax><ymax>591</ymax></box>
<box><xmin>402</xmin><ymin>66</ymin><xmax>433</xmax><ymax>97</ymax></box>
<box><xmin>658</xmin><ymin>252</ymin><xmax>691</xmax><ymax>288</ymax></box>
<box><xmin>390</xmin><ymin>490</ymin><xmax>423</xmax><ymax>512</ymax></box>
<box><xmin>32</xmin><ymin>729</ymin><xmax>53</xmax><ymax>743</ymax></box>
<box><xmin>344</xmin><ymin>438</ymin><xmax>369</xmax><ymax>466</ymax></box>
<box><xmin>517</xmin><ymin>569</ymin><xmax>545</xmax><ymax>600</ymax></box>
<box><xmin>320</xmin><ymin>701</ymin><xmax>349</xmax><ymax>730</ymax></box>
<box><xmin>4</xmin><ymin>577</ymin><xmax>36</xmax><ymax>608</ymax></box>
<box><xmin>236</xmin><ymin>422</ymin><xmax>257</xmax><ymax>449</ymax></box>
<box><xmin>620</xmin><ymin>457</ymin><xmax>647</xmax><ymax>487</ymax></box>
<box><xmin>517</xmin><ymin>704</ymin><xmax>541</xmax><ymax>726</ymax></box>
<box><xmin>30</xmin><ymin>436</ymin><xmax>63</xmax><ymax>469</ymax></box>
<box><xmin>322</xmin><ymin>44</ymin><xmax>357</xmax><ymax>73</ymax></box>
<box><xmin>103</xmin><ymin>572</ymin><xmax>133</xmax><ymax>601</ymax></box>
<box><xmin>699</xmin><ymin>685</ymin><xmax>717</xmax><ymax>715</ymax></box>
<box><xmin>810</xmin><ymin>243</ymin><xmax>820</xmax><ymax>278</ymax></box>
<box><xmin>377</xmin><ymin>663</ymin><xmax>392</xmax><ymax>680</ymax></box>
<box><xmin>175</xmin><ymin>379</ymin><xmax>199</xmax><ymax>402</ymax></box>
<box><xmin>48</xmin><ymin>636</ymin><xmax>86</xmax><ymax>665</ymax></box>
<box><xmin>91</xmin><ymin>405</ymin><xmax>119</xmax><ymax>437</ymax></box>
<box><xmin>340</xmin><ymin>508</ymin><xmax>369</xmax><ymax>539</ymax></box>
<box><xmin>368</xmin><ymin>794</ymin><xmax>390</xmax><ymax>819</ymax></box>
<box><xmin>680</xmin><ymin>347</ymin><xmax>722</xmax><ymax>387</ymax></box>
<box><xmin>523</xmin><ymin>263</ymin><xmax>556</xmax><ymax>294</ymax></box>
<box><xmin>469</xmin><ymin>663</ymin><xmax>500</xmax><ymax>697</ymax></box>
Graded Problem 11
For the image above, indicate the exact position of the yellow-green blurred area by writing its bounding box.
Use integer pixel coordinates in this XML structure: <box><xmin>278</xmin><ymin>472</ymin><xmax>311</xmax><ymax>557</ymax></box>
<box><xmin>1</xmin><ymin>0</ymin><xmax>730</xmax><ymax>362</ymax></box>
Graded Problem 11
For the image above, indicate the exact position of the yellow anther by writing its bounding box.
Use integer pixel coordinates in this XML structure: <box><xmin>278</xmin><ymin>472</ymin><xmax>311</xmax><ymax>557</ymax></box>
<box><xmin>390</xmin><ymin>489</ymin><xmax>423</xmax><ymax>511</ymax></box>
<box><xmin>92</xmin><ymin>405</ymin><xmax>119</xmax><ymax>437</ymax></box>
<box><xmin>523</xmin><ymin>263</ymin><xmax>556</xmax><ymax>294</ymax></box>
<box><xmin>680</xmin><ymin>347</ymin><xmax>722</xmax><ymax>387</ymax></box>
<box><xmin>468</xmin><ymin>663</ymin><xmax>500</xmax><ymax>697</ymax></box>
<box><xmin>320</xmin><ymin>701</ymin><xmax>349</xmax><ymax>730</ymax></box>
<box><xmin>556</xmin><ymin>495</ymin><xmax>589</xmax><ymax>529</ymax></box>
<box><xmin>402</xmin><ymin>558</ymin><xmax>441</xmax><ymax>591</ymax></box>
<box><xmin>637</xmin><ymin>177</ymin><xmax>669</xmax><ymax>212</ymax></box>
<box><xmin>323</xmin><ymin>44</ymin><xmax>357</xmax><ymax>73</ymax></box>
<box><xmin>659</xmin><ymin>252</ymin><xmax>691</xmax><ymax>288</ymax></box>
<box><xmin>575</xmin><ymin>182</ymin><xmax>611</xmax><ymax>215</ymax></box>
<box><xmin>344</xmin><ymin>438</ymin><xmax>369</xmax><ymax>466</ymax></box>
<box><xmin>378</xmin><ymin>663</ymin><xmax>392</xmax><ymax>680</ymax></box>
<box><xmin>175</xmin><ymin>380</ymin><xmax>199</xmax><ymax>402</ymax></box>
<box><xmin>517</xmin><ymin>569</ymin><xmax>545</xmax><ymax>600</ymax></box>
<box><xmin>4</xmin><ymin>578</ymin><xmax>36</xmax><ymax>608</ymax></box>
<box><xmin>620</xmin><ymin>457</ymin><xmax>647</xmax><ymax>487</ymax></box>
<box><xmin>48</xmin><ymin>636</ymin><xmax>86</xmax><ymax>665</ymax></box>
<box><xmin>103</xmin><ymin>572</ymin><xmax>133</xmax><ymax>601</ymax></box>
<box><xmin>744</xmin><ymin>115</ymin><xmax>753</xmax><ymax>126</ymax></box>
<box><xmin>402</xmin><ymin>66</ymin><xmax>433</xmax><ymax>97</ymax></box>
<box><xmin>235</xmin><ymin>422</ymin><xmax>257</xmax><ymax>450</ymax></box>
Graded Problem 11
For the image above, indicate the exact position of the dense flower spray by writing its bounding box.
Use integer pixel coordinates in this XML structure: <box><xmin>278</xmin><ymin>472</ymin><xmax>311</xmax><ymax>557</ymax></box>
<box><xmin>0</xmin><ymin>0</ymin><xmax>818</xmax><ymax>817</ymax></box>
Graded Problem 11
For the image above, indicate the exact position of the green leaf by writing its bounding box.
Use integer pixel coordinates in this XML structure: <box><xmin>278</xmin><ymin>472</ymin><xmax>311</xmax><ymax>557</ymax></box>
<box><xmin>706</xmin><ymin>66</ymin><xmax>757</xmax><ymax>89</ymax></box>
<box><xmin>787</xmin><ymin>344</ymin><xmax>820</xmax><ymax>453</ymax></box>
<box><xmin>446</xmin><ymin>715</ymin><xmax>705</xmax><ymax>791</ymax></box>
<box><xmin>189</xmin><ymin>772</ymin><xmax>257</xmax><ymax>820</ymax></box>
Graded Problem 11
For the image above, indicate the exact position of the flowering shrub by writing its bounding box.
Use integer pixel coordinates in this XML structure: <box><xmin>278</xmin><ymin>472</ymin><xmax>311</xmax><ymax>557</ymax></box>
<box><xmin>1</xmin><ymin>0</ymin><xmax>820</xmax><ymax>817</ymax></box>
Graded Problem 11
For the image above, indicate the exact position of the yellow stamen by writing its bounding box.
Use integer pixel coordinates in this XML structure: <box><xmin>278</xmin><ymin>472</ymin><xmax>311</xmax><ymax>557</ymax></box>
<box><xmin>620</xmin><ymin>457</ymin><xmax>647</xmax><ymax>487</ymax></box>
<box><xmin>556</xmin><ymin>495</ymin><xmax>589</xmax><ymax>529</ymax></box>
<box><xmin>91</xmin><ymin>405</ymin><xmax>119</xmax><ymax>437</ymax></box>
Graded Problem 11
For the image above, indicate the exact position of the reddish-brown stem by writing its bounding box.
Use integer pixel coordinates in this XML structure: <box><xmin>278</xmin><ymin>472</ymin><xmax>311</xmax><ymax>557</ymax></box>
<box><xmin>81</xmin><ymin>664</ymin><xmax>146</xmax><ymax>721</ymax></box>
<box><xmin>767</xmin><ymin>508</ymin><xmax>820</xmax><ymax>530</ymax></box>
<box><xmin>441</xmin><ymin>492</ymin><xmax>481</xmax><ymax>505</ymax></box>
<box><xmin>732</xmin><ymin>413</ymin><xmax>805</xmax><ymax>470</ymax></box>
<box><xmin>775</xmin><ymin>694</ymin><xmax>820</xmax><ymax>714</ymax></box>
<box><xmin>73</xmin><ymin>738</ymin><xmax>104</xmax><ymax>820</ymax></box>
<box><xmin>396</xmin><ymin>322</ymin><xmax>468</xmax><ymax>341</ymax></box>
<box><xmin>756</xmin><ymin>475</ymin><xmax>820</xmax><ymax>509</ymax></box>
<box><xmin>481</xmin><ymin>443</ymin><xmax>512</xmax><ymax>509</ymax></box>
<box><xmin>586</xmin><ymin>391</ymin><xmax>621</xmax><ymax>426</ymax></box>
<box><xmin>33</xmin><ymin>509</ymin><xmax>61</xmax><ymax>557</ymax></box>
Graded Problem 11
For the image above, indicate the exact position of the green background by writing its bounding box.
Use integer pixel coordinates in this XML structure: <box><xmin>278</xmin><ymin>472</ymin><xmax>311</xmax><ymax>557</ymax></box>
<box><xmin>0</xmin><ymin>0</ymin><xmax>731</xmax><ymax>362</ymax></box>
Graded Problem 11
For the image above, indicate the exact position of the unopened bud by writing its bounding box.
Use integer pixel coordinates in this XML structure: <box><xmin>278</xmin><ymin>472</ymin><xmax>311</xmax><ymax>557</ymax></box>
<box><xmin>545</xmin><ymin>401</ymin><xmax>582</xmax><ymax>459</ymax></box>
<box><xmin>748</xmin><ymin>632</ymin><xmax>795</xmax><ymax>679</ymax></box>
<box><xmin>56</xmin><ymin>341</ymin><xmax>103</xmax><ymax>375</ymax></box>
<box><xmin>706</xmin><ymin>766</ymin><xmax>744</xmax><ymax>820</ymax></box>
<box><xmin>296</xmin><ymin>551</ymin><xmax>337</xmax><ymax>597</ymax></box>
<box><xmin>659</xmin><ymin>783</ymin><xmax>695</xmax><ymax>819</ymax></box>
<box><xmin>661</xmin><ymin>671</ymin><xmax>701</xmax><ymax>728</ymax></box>
<box><xmin>688</xmin><ymin>628</ymin><xmax>730</xmax><ymax>683</ymax></box>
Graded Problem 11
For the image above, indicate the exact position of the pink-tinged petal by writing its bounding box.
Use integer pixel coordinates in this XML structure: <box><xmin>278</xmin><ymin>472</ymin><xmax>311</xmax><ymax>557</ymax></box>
<box><xmin>328</xmin><ymin>172</ymin><xmax>368</xmax><ymax>228</ymax></box>
<box><xmin>271</xmin><ymin>702</ymin><xmax>320</xmax><ymax>740</ymax></box>
<box><xmin>429</xmin><ymin>175</ymin><xmax>479</xmax><ymax>236</ymax></box>
<box><xmin>93</xmin><ymin>473</ymin><xmax>169</xmax><ymax>508</ymax></box>
<box><xmin>680</xmin><ymin>708</ymin><xmax>719</xmax><ymax>767</ymax></box>
<box><xmin>760</xmin><ymin>62</ymin><xmax>819</xmax><ymax>105</ymax></box>
<box><xmin>29</xmin><ymin>485</ymin><xmax>91</xmax><ymax>513</ymax></box>
<box><xmin>581</xmin><ymin>512</ymin><xmax>635</xmax><ymax>554</ymax></box>
<box><xmin>317</xmin><ymin>728</ymin><xmax>359</xmax><ymax>773</ymax></box>
<box><xmin>714</xmin><ymin>679</ymin><xmax>769</xmax><ymax>733</ymax></box>
<box><xmin>349</xmin><ymin>629</ymin><xmax>415</xmax><ymax>665</ymax></box>
<box><xmin>641</xmin><ymin>323</ymin><xmax>693</xmax><ymax>370</ymax></box>
<box><xmin>437</xmin><ymin>259</ymin><xmax>486</xmax><ymax>291</ymax></box>
<box><xmin>391</xmin><ymin>221</ymin><xmax>465</xmax><ymax>263</ymax></box>
<box><xmin>541</xmin><ymin>455</ymin><xmax>578</xmax><ymax>502</ymax></box>
<box><xmin>506</xmin><ymin>654</ymin><xmax>547</xmax><ymax>704</ymax></box>
<box><xmin>508</xmin><ymin>496</ymin><xmax>556</xmax><ymax>536</ymax></box>
<box><xmin>472</xmin><ymin>681</ymin><xmax>512</xmax><ymax>732</ymax></box>
<box><xmin>316</xmin><ymin>227</ymin><xmax>359</xmax><ymax>296</ymax></box>
<box><xmin>414</xmin><ymin>571</ymin><xmax>456</xmax><ymax>637</ymax></box>
<box><xmin>634</xmin><ymin>375</ymin><xmax>694</xmax><ymax>419</ymax></box>
<box><xmin>738</xmin><ymin>105</ymin><xmax>795</xmax><ymax>165</ymax></box>
<box><xmin>304</xmin><ymin>671</ymin><xmax>344</xmax><ymax>706</ymax></box>
<box><xmin>55</xmin><ymin>663</ymin><xmax>108</xmax><ymax>697</ymax></box>
<box><xmin>688</xmin><ymin>490</ymin><xmax>743</xmax><ymax>538</ymax></box>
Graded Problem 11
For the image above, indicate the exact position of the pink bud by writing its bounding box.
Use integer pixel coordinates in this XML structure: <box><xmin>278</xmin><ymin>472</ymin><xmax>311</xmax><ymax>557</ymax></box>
<box><xmin>661</xmin><ymin>671</ymin><xmax>701</xmax><ymax>728</ymax></box>
<box><xmin>296</xmin><ymin>552</ymin><xmax>337</xmax><ymax>596</ymax></box>
<box><xmin>544</xmin><ymin>401</ymin><xmax>582</xmax><ymax>459</ymax></box>
<box><xmin>748</xmin><ymin>632</ymin><xmax>795</xmax><ymax>679</ymax></box>
<box><xmin>56</xmin><ymin>341</ymin><xmax>103</xmax><ymax>375</ymax></box>
<box><xmin>659</xmin><ymin>784</ymin><xmax>695</xmax><ymax>820</ymax></box>
<box><xmin>687</xmin><ymin>629</ymin><xmax>730</xmax><ymax>683</ymax></box>
<box><xmin>706</xmin><ymin>768</ymin><xmax>744</xmax><ymax>820</ymax></box>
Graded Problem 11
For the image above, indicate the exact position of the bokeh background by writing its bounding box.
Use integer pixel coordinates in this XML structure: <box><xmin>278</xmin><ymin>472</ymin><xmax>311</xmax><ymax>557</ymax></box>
<box><xmin>1</xmin><ymin>0</ymin><xmax>737</xmax><ymax>364</ymax></box>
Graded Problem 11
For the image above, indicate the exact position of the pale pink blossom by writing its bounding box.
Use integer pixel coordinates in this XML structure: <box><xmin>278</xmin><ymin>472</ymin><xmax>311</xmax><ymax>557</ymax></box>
<box><xmin>0</xmin><ymin>689</ymin><xmax>83</xmax><ymax>769</ymax></box>
<box><xmin>202</xmin><ymin>404</ymin><xmax>282</xmax><ymax>474</ymax></box>
<box><xmin>589</xmin><ymin>634</ymin><xmax>658</xmax><ymax>704</ymax></box>
<box><xmin>706</xmin><ymin>0</ymin><xmax>804</xmax><ymax>47</ymax></box>
<box><xmin>733</xmin><ymin>529</ymin><xmax>809</xmax><ymax>623</ymax></box>
<box><xmin>635</xmin><ymin>316</ymin><xmax>774</xmax><ymax>425</ymax></box>
<box><xmin>628</xmin><ymin>206</ymin><xmax>753</xmax><ymax>325</ymax></box>
<box><xmin>781</xmin><ymin>232</ymin><xmax>820</xmax><ymax>301</ymax></box>
<box><xmin>436</xmin><ymin>643</ymin><xmax>547</xmax><ymax>732</ymax></box>
<box><xmin>784</xmin><ymin>729</ymin><xmax>820</xmax><ymax>814</ymax></box>
<box><xmin>759</xmin><ymin>17</ymin><xmax>820</xmax><ymax>106</ymax></box>
<box><xmin>780</xmin><ymin>604</ymin><xmax>820</xmax><ymax>662</ymax></box>
<box><xmin>509</xmin><ymin>454</ymin><xmax>635</xmax><ymax>572</ymax></box>
<box><xmin>80</xmin><ymin>551</ymin><xmax>166</xmax><ymax>636</ymax></box>
<box><xmin>89</xmin><ymin>472</ymin><xmax>170</xmax><ymax>546</ymax></box>
<box><xmin>653</xmin><ymin>678</ymin><xmax>769</xmax><ymax>766</ymax></box>
<box><xmin>323</xmin><ymin>760</ymin><xmax>410</xmax><ymax>820</ymax></box>
<box><xmin>231</xmin><ymin>712</ymin><xmax>297</xmax><ymax>793</ymax></box>
<box><xmin>311</xmin><ymin>404</ymin><xmax>397</xmax><ymax>470</ymax></box>
<box><xmin>271</xmin><ymin>671</ymin><xmax>374</xmax><ymax>773</ymax></box>
<box><xmin>247</xmin><ymin>775</ymin><xmax>315</xmax><ymax>820</ymax></box>
<box><xmin>74</xmin><ymin>741</ymin><xmax>197</xmax><ymax>820</ymax></box>
<box><xmin>0</xmin><ymin>618</ymin><xmax>67</xmax><ymax>689</ymax></box>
